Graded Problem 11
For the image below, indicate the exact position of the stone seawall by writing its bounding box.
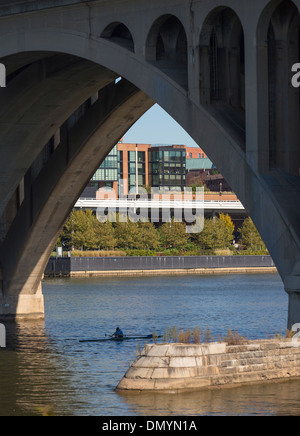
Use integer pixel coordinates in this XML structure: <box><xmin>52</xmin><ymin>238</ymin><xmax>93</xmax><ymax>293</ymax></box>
<box><xmin>116</xmin><ymin>340</ymin><xmax>300</xmax><ymax>392</ymax></box>
<box><xmin>45</xmin><ymin>255</ymin><xmax>276</xmax><ymax>277</ymax></box>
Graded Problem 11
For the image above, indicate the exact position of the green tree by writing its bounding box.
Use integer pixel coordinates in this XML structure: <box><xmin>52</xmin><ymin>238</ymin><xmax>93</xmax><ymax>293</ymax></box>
<box><xmin>239</xmin><ymin>218</ymin><xmax>266</xmax><ymax>251</ymax></box>
<box><xmin>94</xmin><ymin>220</ymin><xmax>117</xmax><ymax>250</ymax></box>
<box><xmin>61</xmin><ymin>210</ymin><xmax>99</xmax><ymax>250</ymax></box>
<box><xmin>219</xmin><ymin>213</ymin><xmax>235</xmax><ymax>234</ymax></box>
<box><xmin>196</xmin><ymin>218</ymin><xmax>215</xmax><ymax>249</ymax></box>
<box><xmin>159</xmin><ymin>218</ymin><xmax>189</xmax><ymax>250</ymax></box>
<box><xmin>137</xmin><ymin>221</ymin><xmax>160</xmax><ymax>250</ymax></box>
<box><xmin>114</xmin><ymin>218</ymin><xmax>143</xmax><ymax>249</ymax></box>
<box><xmin>196</xmin><ymin>218</ymin><xmax>233</xmax><ymax>250</ymax></box>
<box><xmin>212</xmin><ymin>218</ymin><xmax>233</xmax><ymax>248</ymax></box>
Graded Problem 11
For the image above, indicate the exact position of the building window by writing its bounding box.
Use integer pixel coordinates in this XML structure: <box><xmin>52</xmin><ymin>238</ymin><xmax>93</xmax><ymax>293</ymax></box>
<box><xmin>128</xmin><ymin>150</ymin><xmax>146</xmax><ymax>193</ymax></box>
<box><xmin>91</xmin><ymin>145</ymin><xmax>118</xmax><ymax>186</ymax></box>
<box><xmin>149</xmin><ymin>147</ymin><xmax>186</xmax><ymax>191</ymax></box>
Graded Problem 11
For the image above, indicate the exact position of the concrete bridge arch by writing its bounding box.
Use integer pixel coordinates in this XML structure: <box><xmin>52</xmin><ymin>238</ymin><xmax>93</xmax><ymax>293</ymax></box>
<box><xmin>101</xmin><ymin>22</ymin><xmax>135</xmax><ymax>53</ymax></box>
<box><xmin>0</xmin><ymin>0</ymin><xmax>299</xmax><ymax>329</ymax></box>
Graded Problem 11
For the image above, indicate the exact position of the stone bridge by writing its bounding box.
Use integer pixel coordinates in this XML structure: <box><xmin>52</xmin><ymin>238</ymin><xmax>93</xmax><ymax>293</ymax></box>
<box><xmin>0</xmin><ymin>0</ymin><xmax>299</xmax><ymax>327</ymax></box>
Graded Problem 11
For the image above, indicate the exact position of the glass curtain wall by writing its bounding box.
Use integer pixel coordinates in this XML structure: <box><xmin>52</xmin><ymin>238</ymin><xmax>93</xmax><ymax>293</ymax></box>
<box><xmin>128</xmin><ymin>150</ymin><xmax>146</xmax><ymax>193</ymax></box>
<box><xmin>149</xmin><ymin>147</ymin><xmax>186</xmax><ymax>191</ymax></box>
<box><xmin>91</xmin><ymin>145</ymin><xmax>118</xmax><ymax>189</ymax></box>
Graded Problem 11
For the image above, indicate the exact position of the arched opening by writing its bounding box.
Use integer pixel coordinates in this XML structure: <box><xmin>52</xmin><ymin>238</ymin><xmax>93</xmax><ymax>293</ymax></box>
<box><xmin>101</xmin><ymin>22</ymin><xmax>134</xmax><ymax>52</ymax></box>
<box><xmin>145</xmin><ymin>15</ymin><xmax>188</xmax><ymax>89</ymax></box>
<box><xmin>265</xmin><ymin>1</ymin><xmax>300</xmax><ymax>174</ymax></box>
<box><xmin>199</xmin><ymin>8</ymin><xmax>245</xmax><ymax>110</ymax></box>
<box><xmin>199</xmin><ymin>7</ymin><xmax>245</xmax><ymax>146</ymax></box>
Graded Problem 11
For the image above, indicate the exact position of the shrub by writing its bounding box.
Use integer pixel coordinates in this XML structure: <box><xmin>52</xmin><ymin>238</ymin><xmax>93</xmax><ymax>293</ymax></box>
<box><xmin>223</xmin><ymin>329</ymin><xmax>248</xmax><ymax>345</ymax></box>
<box><xmin>126</xmin><ymin>249</ymin><xmax>156</xmax><ymax>257</ymax></box>
<box><xmin>214</xmin><ymin>249</ymin><xmax>232</xmax><ymax>256</ymax></box>
<box><xmin>163</xmin><ymin>326</ymin><xmax>214</xmax><ymax>344</ymax></box>
<box><xmin>70</xmin><ymin>250</ymin><xmax>126</xmax><ymax>257</ymax></box>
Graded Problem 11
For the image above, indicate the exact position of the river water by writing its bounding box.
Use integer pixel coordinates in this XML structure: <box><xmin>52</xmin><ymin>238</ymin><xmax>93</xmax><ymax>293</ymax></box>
<box><xmin>1</xmin><ymin>272</ymin><xmax>300</xmax><ymax>416</ymax></box>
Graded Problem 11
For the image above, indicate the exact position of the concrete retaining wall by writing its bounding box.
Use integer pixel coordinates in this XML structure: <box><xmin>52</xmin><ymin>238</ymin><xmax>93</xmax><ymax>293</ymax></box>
<box><xmin>116</xmin><ymin>340</ymin><xmax>300</xmax><ymax>392</ymax></box>
<box><xmin>44</xmin><ymin>255</ymin><xmax>276</xmax><ymax>277</ymax></box>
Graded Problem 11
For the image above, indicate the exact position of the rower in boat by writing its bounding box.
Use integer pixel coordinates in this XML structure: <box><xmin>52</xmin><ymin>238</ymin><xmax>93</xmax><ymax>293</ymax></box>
<box><xmin>112</xmin><ymin>327</ymin><xmax>123</xmax><ymax>338</ymax></box>
<box><xmin>79</xmin><ymin>333</ymin><xmax>162</xmax><ymax>342</ymax></box>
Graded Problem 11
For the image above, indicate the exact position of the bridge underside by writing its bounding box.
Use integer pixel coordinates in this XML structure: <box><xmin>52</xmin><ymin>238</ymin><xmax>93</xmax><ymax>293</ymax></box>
<box><xmin>0</xmin><ymin>54</ymin><xmax>154</xmax><ymax>318</ymax></box>
<box><xmin>0</xmin><ymin>0</ymin><xmax>299</xmax><ymax>328</ymax></box>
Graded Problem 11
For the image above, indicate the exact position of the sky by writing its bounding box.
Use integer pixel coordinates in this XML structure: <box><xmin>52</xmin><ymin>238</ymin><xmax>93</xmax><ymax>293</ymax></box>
<box><xmin>123</xmin><ymin>104</ymin><xmax>200</xmax><ymax>148</ymax></box>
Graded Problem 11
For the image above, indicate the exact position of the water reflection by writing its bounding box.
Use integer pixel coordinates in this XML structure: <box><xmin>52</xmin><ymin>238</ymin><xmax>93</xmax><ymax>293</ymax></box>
<box><xmin>118</xmin><ymin>381</ymin><xmax>300</xmax><ymax>416</ymax></box>
<box><xmin>0</xmin><ymin>321</ymin><xmax>82</xmax><ymax>416</ymax></box>
<box><xmin>5</xmin><ymin>320</ymin><xmax>48</xmax><ymax>351</ymax></box>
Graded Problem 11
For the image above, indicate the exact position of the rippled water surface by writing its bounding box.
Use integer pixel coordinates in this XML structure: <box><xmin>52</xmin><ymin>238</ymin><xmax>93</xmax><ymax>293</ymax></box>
<box><xmin>1</xmin><ymin>272</ymin><xmax>300</xmax><ymax>416</ymax></box>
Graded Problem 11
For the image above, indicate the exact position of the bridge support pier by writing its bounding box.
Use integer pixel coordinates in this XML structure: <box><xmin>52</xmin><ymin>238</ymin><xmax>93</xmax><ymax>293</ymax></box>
<box><xmin>285</xmin><ymin>276</ymin><xmax>300</xmax><ymax>330</ymax></box>
<box><xmin>0</xmin><ymin>285</ymin><xmax>44</xmax><ymax>320</ymax></box>
<box><xmin>0</xmin><ymin>78</ymin><xmax>152</xmax><ymax>321</ymax></box>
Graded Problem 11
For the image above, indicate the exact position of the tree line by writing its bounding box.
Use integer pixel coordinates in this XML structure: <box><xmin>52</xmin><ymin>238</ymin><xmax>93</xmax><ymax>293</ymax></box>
<box><xmin>57</xmin><ymin>210</ymin><xmax>266</xmax><ymax>255</ymax></box>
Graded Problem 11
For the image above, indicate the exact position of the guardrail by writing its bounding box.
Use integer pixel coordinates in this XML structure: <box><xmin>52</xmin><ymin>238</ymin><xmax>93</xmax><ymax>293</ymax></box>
<box><xmin>74</xmin><ymin>198</ymin><xmax>245</xmax><ymax>211</ymax></box>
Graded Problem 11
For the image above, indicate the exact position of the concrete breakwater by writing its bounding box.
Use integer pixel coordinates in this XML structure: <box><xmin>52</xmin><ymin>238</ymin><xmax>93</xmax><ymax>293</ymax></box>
<box><xmin>45</xmin><ymin>255</ymin><xmax>276</xmax><ymax>277</ymax></box>
<box><xmin>116</xmin><ymin>340</ymin><xmax>300</xmax><ymax>392</ymax></box>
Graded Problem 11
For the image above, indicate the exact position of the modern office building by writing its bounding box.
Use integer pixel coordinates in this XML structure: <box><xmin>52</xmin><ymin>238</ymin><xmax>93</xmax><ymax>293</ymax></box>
<box><xmin>77</xmin><ymin>140</ymin><xmax>245</xmax><ymax>226</ymax></box>
<box><xmin>148</xmin><ymin>145</ymin><xmax>186</xmax><ymax>192</ymax></box>
<box><xmin>91</xmin><ymin>144</ymin><xmax>119</xmax><ymax>193</ymax></box>
<box><xmin>81</xmin><ymin>140</ymin><xmax>214</xmax><ymax>198</ymax></box>
<box><xmin>118</xmin><ymin>142</ymin><xmax>150</xmax><ymax>194</ymax></box>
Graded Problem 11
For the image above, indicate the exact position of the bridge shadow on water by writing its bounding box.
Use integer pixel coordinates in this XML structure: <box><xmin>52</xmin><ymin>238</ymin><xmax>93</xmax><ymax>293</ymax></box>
<box><xmin>3</xmin><ymin>320</ymin><xmax>50</xmax><ymax>352</ymax></box>
<box><xmin>0</xmin><ymin>320</ymin><xmax>79</xmax><ymax>416</ymax></box>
